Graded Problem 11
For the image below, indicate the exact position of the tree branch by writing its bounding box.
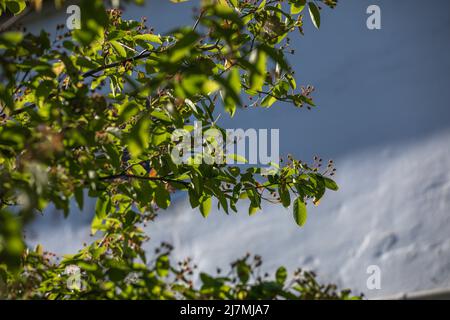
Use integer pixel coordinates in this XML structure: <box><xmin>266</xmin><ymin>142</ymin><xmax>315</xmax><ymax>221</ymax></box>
<box><xmin>98</xmin><ymin>173</ymin><xmax>189</xmax><ymax>186</ymax></box>
<box><xmin>82</xmin><ymin>49</ymin><xmax>153</xmax><ymax>78</ymax></box>
<box><xmin>11</xmin><ymin>50</ymin><xmax>157</xmax><ymax>115</ymax></box>
<box><xmin>0</xmin><ymin>7</ymin><xmax>31</xmax><ymax>32</ymax></box>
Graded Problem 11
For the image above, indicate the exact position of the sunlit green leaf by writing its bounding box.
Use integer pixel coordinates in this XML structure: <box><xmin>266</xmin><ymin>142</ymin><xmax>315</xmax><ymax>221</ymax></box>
<box><xmin>293</xmin><ymin>197</ymin><xmax>307</xmax><ymax>227</ymax></box>
<box><xmin>249</xmin><ymin>49</ymin><xmax>267</xmax><ymax>91</ymax></box>
<box><xmin>200</xmin><ymin>196</ymin><xmax>212</xmax><ymax>218</ymax></box>
<box><xmin>6</xmin><ymin>0</ymin><xmax>26</xmax><ymax>15</ymax></box>
<box><xmin>110</xmin><ymin>40</ymin><xmax>127</xmax><ymax>58</ymax></box>
<box><xmin>291</xmin><ymin>0</ymin><xmax>306</xmax><ymax>14</ymax></box>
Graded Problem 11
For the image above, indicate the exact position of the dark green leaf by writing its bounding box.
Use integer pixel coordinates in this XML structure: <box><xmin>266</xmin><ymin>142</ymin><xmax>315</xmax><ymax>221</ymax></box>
<box><xmin>324</xmin><ymin>177</ymin><xmax>339</xmax><ymax>191</ymax></box>
<box><xmin>308</xmin><ymin>2</ymin><xmax>321</xmax><ymax>29</ymax></box>
<box><xmin>276</xmin><ymin>266</ymin><xmax>287</xmax><ymax>284</ymax></box>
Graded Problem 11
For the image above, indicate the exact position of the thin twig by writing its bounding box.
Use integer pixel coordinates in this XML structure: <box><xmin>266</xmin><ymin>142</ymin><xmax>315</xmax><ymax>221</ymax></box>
<box><xmin>0</xmin><ymin>7</ymin><xmax>31</xmax><ymax>32</ymax></box>
<box><xmin>192</xmin><ymin>9</ymin><xmax>205</xmax><ymax>31</ymax></box>
<box><xmin>98</xmin><ymin>173</ymin><xmax>189</xmax><ymax>186</ymax></box>
<box><xmin>82</xmin><ymin>49</ymin><xmax>152</xmax><ymax>78</ymax></box>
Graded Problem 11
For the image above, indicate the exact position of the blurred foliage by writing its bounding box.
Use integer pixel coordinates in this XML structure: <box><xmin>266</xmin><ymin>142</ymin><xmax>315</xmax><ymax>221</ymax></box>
<box><xmin>2</xmin><ymin>241</ymin><xmax>359</xmax><ymax>299</ymax></box>
<box><xmin>0</xmin><ymin>0</ymin><xmax>358</xmax><ymax>299</ymax></box>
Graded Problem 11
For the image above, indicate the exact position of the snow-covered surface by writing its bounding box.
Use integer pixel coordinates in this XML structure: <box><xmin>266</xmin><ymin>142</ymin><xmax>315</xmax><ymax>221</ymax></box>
<box><xmin>23</xmin><ymin>0</ymin><xmax>450</xmax><ymax>298</ymax></box>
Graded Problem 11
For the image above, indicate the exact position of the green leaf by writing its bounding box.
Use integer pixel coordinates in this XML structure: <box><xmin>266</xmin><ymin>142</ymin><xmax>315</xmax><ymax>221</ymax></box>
<box><xmin>127</xmin><ymin>116</ymin><xmax>152</xmax><ymax>158</ymax></box>
<box><xmin>286</xmin><ymin>73</ymin><xmax>296</xmax><ymax>89</ymax></box>
<box><xmin>216</xmin><ymin>192</ymin><xmax>229</xmax><ymax>214</ymax></box>
<box><xmin>249</xmin><ymin>49</ymin><xmax>267</xmax><ymax>91</ymax></box>
<box><xmin>236</xmin><ymin>261</ymin><xmax>250</xmax><ymax>284</ymax></box>
<box><xmin>276</xmin><ymin>266</ymin><xmax>287</xmax><ymax>284</ymax></box>
<box><xmin>151</xmin><ymin>126</ymin><xmax>170</xmax><ymax>146</ymax></box>
<box><xmin>280</xmin><ymin>186</ymin><xmax>291</xmax><ymax>207</ymax></box>
<box><xmin>92</xmin><ymin>195</ymin><xmax>111</xmax><ymax>235</ymax></box>
<box><xmin>249</xmin><ymin>204</ymin><xmax>260</xmax><ymax>216</ymax></box>
<box><xmin>6</xmin><ymin>0</ymin><xmax>26</xmax><ymax>15</ymax></box>
<box><xmin>74</xmin><ymin>188</ymin><xmax>84</xmax><ymax>211</ymax></box>
<box><xmin>260</xmin><ymin>94</ymin><xmax>277</xmax><ymax>107</ymax></box>
<box><xmin>200</xmin><ymin>196</ymin><xmax>212</xmax><ymax>218</ymax></box>
<box><xmin>291</xmin><ymin>0</ymin><xmax>306</xmax><ymax>14</ymax></box>
<box><xmin>293</xmin><ymin>197</ymin><xmax>307</xmax><ymax>227</ymax></box>
<box><xmin>155</xmin><ymin>185</ymin><xmax>170</xmax><ymax>209</ymax></box>
<box><xmin>118</xmin><ymin>101</ymin><xmax>139</xmax><ymax>123</ymax></box>
<box><xmin>156</xmin><ymin>255</ymin><xmax>170</xmax><ymax>277</ymax></box>
<box><xmin>258</xmin><ymin>44</ymin><xmax>289</xmax><ymax>71</ymax></box>
<box><xmin>298</xmin><ymin>94</ymin><xmax>316</xmax><ymax>106</ymax></box>
<box><xmin>104</xmin><ymin>144</ymin><xmax>121</xmax><ymax>168</ymax></box>
<box><xmin>0</xmin><ymin>31</ymin><xmax>23</xmax><ymax>48</ymax></box>
<box><xmin>134</xmin><ymin>33</ymin><xmax>162</xmax><ymax>44</ymax></box>
<box><xmin>224</xmin><ymin>67</ymin><xmax>241</xmax><ymax>116</ymax></box>
<box><xmin>110</xmin><ymin>40</ymin><xmax>127</xmax><ymax>58</ymax></box>
<box><xmin>211</xmin><ymin>3</ymin><xmax>243</xmax><ymax>26</ymax></box>
<box><xmin>95</xmin><ymin>196</ymin><xmax>110</xmax><ymax>219</ymax></box>
<box><xmin>188</xmin><ymin>188</ymin><xmax>200</xmax><ymax>208</ymax></box>
<box><xmin>308</xmin><ymin>2</ymin><xmax>321</xmax><ymax>29</ymax></box>
<box><xmin>227</xmin><ymin>153</ymin><xmax>248</xmax><ymax>164</ymax></box>
<box><xmin>0</xmin><ymin>209</ymin><xmax>25</xmax><ymax>270</ymax></box>
<box><xmin>167</xmin><ymin>30</ymin><xmax>199</xmax><ymax>63</ymax></box>
<box><xmin>258</xmin><ymin>0</ymin><xmax>267</xmax><ymax>9</ymax></box>
<box><xmin>324</xmin><ymin>177</ymin><xmax>339</xmax><ymax>191</ymax></box>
